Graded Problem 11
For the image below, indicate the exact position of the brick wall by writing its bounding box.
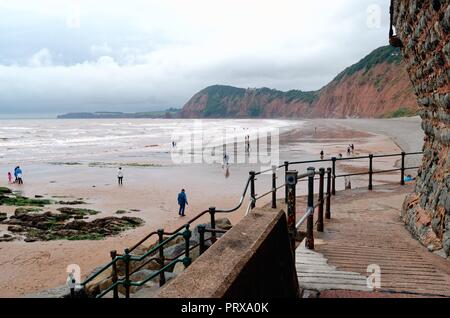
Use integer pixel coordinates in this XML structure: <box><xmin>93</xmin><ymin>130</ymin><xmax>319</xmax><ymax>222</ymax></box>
<box><xmin>393</xmin><ymin>0</ymin><xmax>449</xmax><ymax>259</ymax></box>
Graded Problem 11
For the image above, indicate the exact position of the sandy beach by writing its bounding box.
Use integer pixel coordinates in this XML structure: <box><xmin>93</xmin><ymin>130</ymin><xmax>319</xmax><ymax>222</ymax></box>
<box><xmin>0</xmin><ymin>117</ymin><xmax>423</xmax><ymax>297</ymax></box>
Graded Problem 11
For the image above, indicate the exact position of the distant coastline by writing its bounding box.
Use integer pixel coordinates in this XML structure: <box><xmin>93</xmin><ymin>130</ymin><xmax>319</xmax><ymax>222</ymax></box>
<box><xmin>0</xmin><ymin>114</ymin><xmax>59</xmax><ymax>119</ymax></box>
<box><xmin>57</xmin><ymin>109</ymin><xmax>180</xmax><ymax>119</ymax></box>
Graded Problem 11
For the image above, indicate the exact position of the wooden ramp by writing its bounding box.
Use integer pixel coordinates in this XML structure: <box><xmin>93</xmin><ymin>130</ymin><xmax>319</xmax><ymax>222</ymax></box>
<box><xmin>296</xmin><ymin>244</ymin><xmax>370</xmax><ymax>292</ymax></box>
<box><xmin>294</xmin><ymin>184</ymin><xmax>450</xmax><ymax>297</ymax></box>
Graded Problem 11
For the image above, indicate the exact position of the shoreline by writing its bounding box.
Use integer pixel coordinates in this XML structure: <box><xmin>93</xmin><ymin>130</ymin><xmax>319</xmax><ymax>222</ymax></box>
<box><xmin>331</xmin><ymin>116</ymin><xmax>424</xmax><ymax>169</ymax></box>
<box><xmin>0</xmin><ymin>117</ymin><xmax>422</xmax><ymax>297</ymax></box>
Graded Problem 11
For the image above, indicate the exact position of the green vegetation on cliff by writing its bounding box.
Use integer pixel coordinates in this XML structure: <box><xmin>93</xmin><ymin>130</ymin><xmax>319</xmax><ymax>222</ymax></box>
<box><xmin>200</xmin><ymin>85</ymin><xmax>318</xmax><ymax>117</ymax></box>
<box><xmin>183</xmin><ymin>45</ymin><xmax>414</xmax><ymax>118</ymax></box>
<box><xmin>284</xmin><ymin>90</ymin><xmax>318</xmax><ymax>104</ymax></box>
<box><xmin>384</xmin><ymin>107</ymin><xmax>417</xmax><ymax>118</ymax></box>
<box><xmin>202</xmin><ymin>85</ymin><xmax>245</xmax><ymax>117</ymax></box>
<box><xmin>333</xmin><ymin>46</ymin><xmax>402</xmax><ymax>82</ymax></box>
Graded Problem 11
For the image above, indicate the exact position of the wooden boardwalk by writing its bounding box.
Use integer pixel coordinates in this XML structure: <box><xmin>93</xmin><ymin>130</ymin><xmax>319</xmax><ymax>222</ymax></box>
<box><xmin>293</xmin><ymin>184</ymin><xmax>450</xmax><ymax>297</ymax></box>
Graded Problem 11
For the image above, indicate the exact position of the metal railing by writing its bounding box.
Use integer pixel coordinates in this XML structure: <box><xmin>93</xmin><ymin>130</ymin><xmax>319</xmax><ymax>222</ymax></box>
<box><xmin>287</xmin><ymin>151</ymin><xmax>422</xmax><ymax>194</ymax></box>
<box><xmin>74</xmin><ymin>150</ymin><xmax>422</xmax><ymax>298</ymax></box>
<box><xmin>77</xmin><ymin>175</ymin><xmax>254</xmax><ymax>298</ymax></box>
<box><xmin>242</xmin><ymin>151</ymin><xmax>422</xmax><ymax>255</ymax></box>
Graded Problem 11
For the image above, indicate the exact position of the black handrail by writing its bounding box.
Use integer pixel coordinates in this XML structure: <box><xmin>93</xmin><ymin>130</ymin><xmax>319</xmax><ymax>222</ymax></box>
<box><xmin>79</xmin><ymin>175</ymin><xmax>253</xmax><ymax>297</ymax></box>
<box><xmin>79</xmin><ymin>150</ymin><xmax>422</xmax><ymax>298</ymax></box>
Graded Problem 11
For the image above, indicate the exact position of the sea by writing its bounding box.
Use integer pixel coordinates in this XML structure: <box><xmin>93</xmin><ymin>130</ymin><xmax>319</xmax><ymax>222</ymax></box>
<box><xmin>0</xmin><ymin>118</ymin><xmax>302</xmax><ymax>166</ymax></box>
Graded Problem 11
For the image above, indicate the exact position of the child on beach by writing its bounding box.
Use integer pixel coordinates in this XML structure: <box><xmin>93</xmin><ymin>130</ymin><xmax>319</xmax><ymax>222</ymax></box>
<box><xmin>117</xmin><ymin>167</ymin><xmax>123</xmax><ymax>185</ymax></box>
<box><xmin>7</xmin><ymin>172</ymin><xmax>12</xmax><ymax>184</ymax></box>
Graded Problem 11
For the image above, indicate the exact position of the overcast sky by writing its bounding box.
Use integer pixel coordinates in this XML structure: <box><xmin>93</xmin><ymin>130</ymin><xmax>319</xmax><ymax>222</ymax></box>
<box><xmin>0</xmin><ymin>0</ymin><xmax>391</xmax><ymax>114</ymax></box>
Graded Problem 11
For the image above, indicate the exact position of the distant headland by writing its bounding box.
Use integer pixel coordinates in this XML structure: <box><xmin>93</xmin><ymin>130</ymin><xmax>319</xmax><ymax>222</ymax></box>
<box><xmin>57</xmin><ymin>109</ymin><xmax>181</xmax><ymax>119</ymax></box>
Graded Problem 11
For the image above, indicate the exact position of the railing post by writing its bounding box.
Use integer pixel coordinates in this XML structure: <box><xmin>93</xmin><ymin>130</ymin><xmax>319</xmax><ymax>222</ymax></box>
<box><xmin>401</xmin><ymin>151</ymin><xmax>406</xmax><ymax>185</ymax></box>
<box><xmin>198</xmin><ymin>224</ymin><xmax>206</xmax><ymax>255</ymax></box>
<box><xmin>183</xmin><ymin>224</ymin><xmax>192</xmax><ymax>268</ymax></box>
<box><xmin>123</xmin><ymin>248</ymin><xmax>131</xmax><ymax>299</ymax></box>
<box><xmin>209</xmin><ymin>207</ymin><xmax>216</xmax><ymax>243</ymax></box>
<box><xmin>285</xmin><ymin>170</ymin><xmax>298</xmax><ymax>251</ymax></box>
<box><xmin>369</xmin><ymin>154</ymin><xmax>373</xmax><ymax>190</ymax></box>
<box><xmin>306</xmin><ymin>167</ymin><xmax>315</xmax><ymax>250</ymax></box>
<box><xmin>284</xmin><ymin>161</ymin><xmax>289</xmax><ymax>203</ymax></box>
<box><xmin>110</xmin><ymin>250</ymin><xmax>119</xmax><ymax>298</ymax></box>
<box><xmin>250</xmin><ymin>171</ymin><xmax>256</xmax><ymax>209</ymax></box>
<box><xmin>272</xmin><ymin>166</ymin><xmax>277</xmax><ymax>209</ymax></box>
<box><xmin>331</xmin><ymin>157</ymin><xmax>336</xmax><ymax>195</ymax></box>
<box><xmin>157</xmin><ymin>229</ymin><xmax>166</xmax><ymax>287</ymax></box>
<box><xmin>317</xmin><ymin>168</ymin><xmax>325</xmax><ymax>232</ymax></box>
<box><xmin>69</xmin><ymin>278</ymin><xmax>75</xmax><ymax>298</ymax></box>
<box><xmin>325</xmin><ymin>168</ymin><xmax>332</xmax><ymax>219</ymax></box>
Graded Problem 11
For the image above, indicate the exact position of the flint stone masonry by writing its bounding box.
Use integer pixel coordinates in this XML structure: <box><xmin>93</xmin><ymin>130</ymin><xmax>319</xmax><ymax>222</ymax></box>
<box><xmin>394</xmin><ymin>0</ymin><xmax>450</xmax><ymax>258</ymax></box>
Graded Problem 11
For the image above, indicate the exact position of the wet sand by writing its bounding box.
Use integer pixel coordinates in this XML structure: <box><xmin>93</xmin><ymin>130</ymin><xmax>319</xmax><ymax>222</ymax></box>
<box><xmin>0</xmin><ymin>117</ymin><xmax>422</xmax><ymax>297</ymax></box>
<box><xmin>333</xmin><ymin>116</ymin><xmax>424</xmax><ymax>169</ymax></box>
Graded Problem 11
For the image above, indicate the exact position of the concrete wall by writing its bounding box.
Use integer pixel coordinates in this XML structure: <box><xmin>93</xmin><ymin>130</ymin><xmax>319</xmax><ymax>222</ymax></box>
<box><xmin>157</xmin><ymin>209</ymin><xmax>299</xmax><ymax>298</ymax></box>
<box><xmin>393</xmin><ymin>0</ymin><xmax>450</xmax><ymax>259</ymax></box>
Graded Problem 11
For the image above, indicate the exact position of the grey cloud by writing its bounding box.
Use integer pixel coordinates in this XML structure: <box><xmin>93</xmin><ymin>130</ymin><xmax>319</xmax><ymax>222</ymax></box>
<box><xmin>0</xmin><ymin>0</ymin><xmax>392</xmax><ymax>114</ymax></box>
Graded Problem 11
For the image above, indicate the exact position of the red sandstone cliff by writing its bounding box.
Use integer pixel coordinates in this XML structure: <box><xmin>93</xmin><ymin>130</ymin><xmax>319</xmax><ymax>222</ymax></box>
<box><xmin>181</xmin><ymin>46</ymin><xmax>418</xmax><ymax>119</ymax></box>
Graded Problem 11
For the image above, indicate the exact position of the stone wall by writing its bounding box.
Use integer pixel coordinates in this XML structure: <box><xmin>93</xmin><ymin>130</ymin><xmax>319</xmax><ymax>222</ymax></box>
<box><xmin>393</xmin><ymin>0</ymin><xmax>450</xmax><ymax>259</ymax></box>
<box><xmin>156</xmin><ymin>209</ymin><xmax>299</xmax><ymax>298</ymax></box>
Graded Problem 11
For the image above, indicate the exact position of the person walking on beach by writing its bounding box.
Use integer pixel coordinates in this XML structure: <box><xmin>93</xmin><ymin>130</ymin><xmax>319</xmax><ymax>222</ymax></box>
<box><xmin>245</xmin><ymin>136</ymin><xmax>250</xmax><ymax>153</ymax></box>
<box><xmin>13</xmin><ymin>166</ymin><xmax>19</xmax><ymax>182</ymax></box>
<box><xmin>347</xmin><ymin>147</ymin><xmax>351</xmax><ymax>157</ymax></box>
<box><xmin>351</xmin><ymin>144</ymin><xmax>355</xmax><ymax>154</ymax></box>
<box><xmin>7</xmin><ymin>172</ymin><xmax>12</xmax><ymax>184</ymax></box>
<box><xmin>320</xmin><ymin>150</ymin><xmax>324</xmax><ymax>160</ymax></box>
<box><xmin>222</xmin><ymin>153</ymin><xmax>230</xmax><ymax>168</ymax></box>
<box><xmin>117</xmin><ymin>167</ymin><xmax>123</xmax><ymax>185</ymax></box>
<box><xmin>344</xmin><ymin>176</ymin><xmax>352</xmax><ymax>190</ymax></box>
<box><xmin>16</xmin><ymin>166</ymin><xmax>23</xmax><ymax>184</ymax></box>
<box><xmin>177</xmin><ymin>189</ymin><xmax>188</xmax><ymax>217</ymax></box>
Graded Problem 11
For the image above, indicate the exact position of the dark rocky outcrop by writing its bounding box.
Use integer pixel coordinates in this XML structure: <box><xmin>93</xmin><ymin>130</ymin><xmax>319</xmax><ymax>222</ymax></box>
<box><xmin>57</xmin><ymin>200</ymin><xmax>86</xmax><ymax>205</ymax></box>
<box><xmin>0</xmin><ymin>187</ymin><xmax>12</xmax><ymax>195</ymax></box>
<box><xmin>0</xmin><ymin>208</ymin><xmax>144</xmax><ymax>241</ymax></box>
<box><xmin>56</xmin><ymin>207</ymin><xmax>100</xmax><ymax>216</ymax></box>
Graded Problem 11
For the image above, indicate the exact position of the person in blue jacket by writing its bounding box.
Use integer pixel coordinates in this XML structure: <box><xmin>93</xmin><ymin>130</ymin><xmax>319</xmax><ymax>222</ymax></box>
<box><xmin>13</xmin><ymin>166</ymin><xmax>19</xmax><ymax>182</ymax></box>
<box><xmin>178</xmin><ymin>189</ymin><xmax>188</xmax><ymax>217</ymax></box>
<box><xmin>15</xmin><ymin>166</ymin><xmax>23</xmax><ymax>184</ymax></box>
